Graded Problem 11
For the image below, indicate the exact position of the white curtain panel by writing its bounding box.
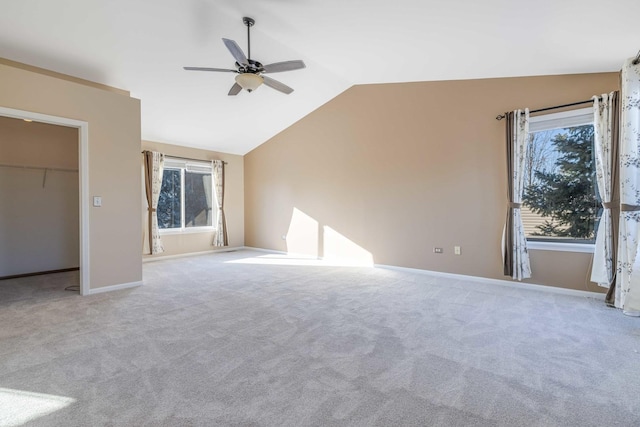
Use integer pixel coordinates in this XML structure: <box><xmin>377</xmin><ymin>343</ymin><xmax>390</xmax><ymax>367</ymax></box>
<box><xmin>591</xmin><ymin>93</ymin><xmax>616</xmax><ymax>286</ymax></box>
<box><xmin>616</xmin><ymin>58</ymin><xmax>640</xmax><ymax>315</ymax></box>
<box><xmin>202</xmin><ymin>173</ymin><xmax>212</xmax><ymax>226</ymax></box>
<box><xmin>509</xmin><ymin>109</ymin><xmax>532</xmax><ymax>280</ymax></box>
<box><xmin>212</xmin><ymin>160</ymin><xmax>228</xmax><ymax>247</ymax></box>
<box><xmin>146</xmin><ymin>151</ymin><xmax>165</xmax><ymax>255</ymax></box>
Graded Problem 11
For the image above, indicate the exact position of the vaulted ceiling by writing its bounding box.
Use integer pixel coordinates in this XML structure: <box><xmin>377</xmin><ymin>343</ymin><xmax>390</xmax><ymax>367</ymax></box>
<box><xmin>1</xmin><ymin>0</ymin><xmax>638</xmax><ymax>154</ymax></box>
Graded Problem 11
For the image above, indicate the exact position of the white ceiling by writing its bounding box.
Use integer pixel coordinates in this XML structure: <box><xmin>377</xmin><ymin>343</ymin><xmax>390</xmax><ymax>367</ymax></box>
<box><xmin>1</xmin><ymin>0</ymin><xmax>639</xmax><ymax>155</ymax></box>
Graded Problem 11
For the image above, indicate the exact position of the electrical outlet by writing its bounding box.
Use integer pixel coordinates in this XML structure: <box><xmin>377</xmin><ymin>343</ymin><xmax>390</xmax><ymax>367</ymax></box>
<box><xmin>434</xmin><ymin>247</ymin><xmax>443</xmax><ymax>254</ymax></box>
<box><xmin>454</xmin><ymin>246</ymin><xmax>461</xmax><ymax>255</ymax></box>
<box><xmin>93</xmin><ymin>196</ymin><xmax>102</xmax><ymax>207</ymax></box>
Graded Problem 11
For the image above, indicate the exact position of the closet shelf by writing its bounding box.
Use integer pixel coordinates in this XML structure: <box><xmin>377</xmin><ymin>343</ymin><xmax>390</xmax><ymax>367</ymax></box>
<box><xmin>0</xmin><ymin>163</ymin><xmax>78</xmax><ymax>173</ymax></box>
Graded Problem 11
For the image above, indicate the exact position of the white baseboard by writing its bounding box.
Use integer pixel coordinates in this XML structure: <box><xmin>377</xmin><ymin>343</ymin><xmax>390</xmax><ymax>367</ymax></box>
<box><xmin>87</xmin><ymin>280</ymin><xmax>142</xmax><ymax>295</ymax></box>
<box><xmin>242</xmin><ymin>247</ymin><xmax>605</xmax><ymax>300</ymax></box>
<box><xmin>375</xmin><ymin>263</ymin><xmax>605</xmax><ymax>299</ymax></box>
<box><xmin>143</xmin><ymin>247</ymin><xmax>245</xmax><ymax>263</ymax></box>
<box><xmin>243</xmin><ymin>246</ymin><xmax>289</xmax><ymax>255</ymax></box>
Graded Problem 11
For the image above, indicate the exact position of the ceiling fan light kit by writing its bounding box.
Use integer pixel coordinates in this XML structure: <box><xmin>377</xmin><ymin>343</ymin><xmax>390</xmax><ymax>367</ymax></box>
<box><xmin>184</xmin><ymin>16</ymin><xmax>306</xmax><ymax>96</ymax></box>
<box><xmin>235</xmin><ymin>73</ymin><xmax>263</xmax><ymax>92</ymax></box>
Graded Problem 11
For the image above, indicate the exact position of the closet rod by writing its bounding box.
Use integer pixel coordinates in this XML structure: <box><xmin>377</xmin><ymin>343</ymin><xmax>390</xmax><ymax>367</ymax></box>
<box><xmin>0</xmin><ymin>163</ymin><xmax>78</xmax><ymax>173</ymax></box>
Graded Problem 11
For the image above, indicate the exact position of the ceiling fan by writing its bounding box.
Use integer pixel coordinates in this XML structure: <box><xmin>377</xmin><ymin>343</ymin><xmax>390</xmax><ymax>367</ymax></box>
<box><xmin>184</xmin><ymin>17</ymin><xmax>306</xmax><ymax>95</ymax></box>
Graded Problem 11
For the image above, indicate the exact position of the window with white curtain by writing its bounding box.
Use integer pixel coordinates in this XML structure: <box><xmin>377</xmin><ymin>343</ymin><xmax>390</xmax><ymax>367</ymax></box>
<box><xmin>522</xmin><ymin>107</ymin><xmax>599</xmax><ymax>248</ymax></box>
<box><xmin>157</xmin><ymin>157</ymin><xmax>216</xmax><ymax>232</ymax></box>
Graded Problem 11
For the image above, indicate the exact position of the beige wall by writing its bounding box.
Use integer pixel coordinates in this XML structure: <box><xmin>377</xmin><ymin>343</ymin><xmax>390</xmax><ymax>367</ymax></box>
<box><xmin>244</xmin><ymin>72</ymin><xmax>620</xmax><ymax>293</ymax></box>
<box><xmin>0</xmin><ymin>58</ymin><xmax>130</xmax><ymax>96</ymax></box>
<box><xmin>0</xmin><ymin>117</ymin><xmax>79</xmax><ymax>276</ymax></box>
<box><xmin>141</xmin><ymin>141</ymin><xmax>244</xmax><ymax>258</ymax></box>
<box><xmin>0</xmin><ymin>116</ymin><xmax>79</xmax><ymax>168</ymax></box>
<box><xmin>0</xmin><ymin>60</ymin><xmax>142</xmax><ymax>289</ymax></box>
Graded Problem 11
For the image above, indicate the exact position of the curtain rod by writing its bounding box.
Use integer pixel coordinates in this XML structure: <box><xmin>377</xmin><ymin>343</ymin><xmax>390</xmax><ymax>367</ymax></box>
<box><xmin>495</xmin><ymin>98</ymin><xmax>597</xmax><ymax>121</ymax></box>
<box><xmin>495</xmin><ymin>47</ymin><xmax>640</xmax><ymax>121</ymax></box>
<box><xmin>141</xmin><ymin>151</ymin><xmax>227</xmax><ymax>165</ymax></box>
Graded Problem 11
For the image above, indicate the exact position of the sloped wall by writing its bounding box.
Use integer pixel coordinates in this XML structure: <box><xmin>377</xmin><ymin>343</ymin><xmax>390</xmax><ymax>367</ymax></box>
<box><xmin>245</xmin><ymin>73</ymin><xmax>619</xmax><ymax>292</ymax></box>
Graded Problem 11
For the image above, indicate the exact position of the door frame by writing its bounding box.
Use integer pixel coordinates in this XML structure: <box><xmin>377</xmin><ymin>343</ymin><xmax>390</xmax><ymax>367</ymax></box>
<box><xmin>0</xmin><ymin>106</ymin><xmax>90</xmax><ymax>295</ymax></box>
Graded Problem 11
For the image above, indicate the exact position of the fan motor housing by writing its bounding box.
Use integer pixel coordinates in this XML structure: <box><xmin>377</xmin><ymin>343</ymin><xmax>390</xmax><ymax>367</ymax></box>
<box><xmin>237</xmin><ymin>59</ymin><xmax>264</xmax><ymax>74</ymax></box>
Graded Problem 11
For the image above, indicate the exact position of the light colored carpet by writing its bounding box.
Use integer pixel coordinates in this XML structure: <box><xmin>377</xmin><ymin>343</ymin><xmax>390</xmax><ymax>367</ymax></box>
<box><xmin>1</xmin><ymin>249</ymin><xmax>639</xmax><ymax>426</ymax></box>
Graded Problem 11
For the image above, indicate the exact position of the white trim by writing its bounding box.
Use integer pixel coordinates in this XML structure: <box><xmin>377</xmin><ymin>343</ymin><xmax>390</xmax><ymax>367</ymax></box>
<box><xmin>243</xmin><ymin>247</ymin><xmax>604</xmax><ymax>299</ymax></box>
<box><xmin>375</xmin><ymin>263</ymin><xmax>605</xmax><ymax>299</ymax></box>
<box><xmin>0</xmin><ymin>106</ymin><xmax>90</xmax><ymax>296</ymax></box>
<box><xmin>163</xmin><ymin>156</ymin><xmax>212</xmax><ymax>170</ymax></box>
<box><xmin>143</xmin><ymin>246</ymin><xmax>244</xmax><ymax>263</ymax></box>
<box><xmin>86</xmin><ymin>281</ymin><xmax>142</xmax><ymax>295</ymax></box>
<box><xmin>526</xmin><ymin>107</ymin><xmax>597</xmax><ymax>247</ymax></box>
<box><xmin>79</xmin><ymin>122</ymin><xmax>89</xmax><ymax>296</ymax></box>
<box><xmin>530</xmin><ymin>106</ymin><xmax>592</xmax><ymax>121</ymax></box>
<box><xmin>160</xmin><ymin>162</ymin><xmax>215</xmax><ymax>232</ymax></box>
<box><xmin>243</xmin><ymin>246</ymin><xmax>317</xmax><ymax>258</ymax></box>
<box><xmin>529</xmin><ymin>107</ymin><xmax>593</xmax><ymax>131</ymax></box>
<box><xmin>527</xmin><ymin>241</ymin><xmax>595</xmax><ymax>253</ymax></box>
<box><xmin>159</xmin><ymin>227</ymin><xmax>215</xmax><ymax>235</ymax></box>
<box><xmin>243</xmin><ymin>246</ymin><xmax>289</xmax><ymax>255</ymax></box>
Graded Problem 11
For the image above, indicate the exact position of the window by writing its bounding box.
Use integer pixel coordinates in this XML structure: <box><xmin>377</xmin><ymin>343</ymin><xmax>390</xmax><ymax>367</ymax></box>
<box><xmin>522</xmin><ymin>108</ymin><xmax>599</xmax><ymax>247</ymax></box>
<box><xmin>157</xmin><ymin>158</ymin><xmax>215</xmax><ymax>232</ymax></box>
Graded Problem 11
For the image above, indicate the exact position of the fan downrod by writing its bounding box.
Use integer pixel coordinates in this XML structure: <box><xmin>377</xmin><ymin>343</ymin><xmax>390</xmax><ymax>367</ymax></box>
<box><xmin>243</xmin><ymin>17</ymin><xmax>255</xmax><ymax>59</ymax></box>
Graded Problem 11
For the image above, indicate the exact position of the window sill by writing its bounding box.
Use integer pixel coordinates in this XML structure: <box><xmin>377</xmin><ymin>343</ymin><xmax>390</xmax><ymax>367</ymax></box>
<box><xmin>527</xmin><ymin>241</ymin><xmax>594</xmax><ymax>253</ymax></box>
<box><xmin>160</xmin><ymin>228</ymin><xmax>216</xmax><ymax>235</ymax></box>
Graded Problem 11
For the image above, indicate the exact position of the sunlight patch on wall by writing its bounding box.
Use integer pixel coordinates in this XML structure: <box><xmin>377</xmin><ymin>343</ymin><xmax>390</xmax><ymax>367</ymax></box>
<box><xmin>0</xmin><ymin>387</ymin><xmax>75</xmax><ymax>426</ymax></box>
<box><xmin>323</xmin><ymin>226</ymin><xmax>373</xmax><ymax>266</ymax></box>
<box><xmin>286</xmin><ymin>208</ymin><xmax>319</xmax><ymax>257</ymax></box>
<box><xmin>232</xmin><ymin>207</ymin><xmax>374</xmax><ymax>267</ymax></box>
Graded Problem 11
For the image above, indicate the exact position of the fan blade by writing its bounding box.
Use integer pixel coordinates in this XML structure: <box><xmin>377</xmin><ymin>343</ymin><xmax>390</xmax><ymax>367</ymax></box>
<box><xmin>263</xmin><ymin>76</ymin><xmax>294</xmax><ymax>94</ymax></box>
<box><xmin>228</xmin><ymin>82</ymin><xmax>242</xmax><ymax>96</ymax></box>
<box><xmin>263</xmin><ymin>60</ymin><xmax>306</xmax><ymax>74</ymax></box>
<box><xmin>184</xmin><ymin>67</ymin><xmax>237</xmax><ymax>73</ymax></box>
<box><xmin>222</xmin><ymin>38</ymin><xmax>248</xmax><ymax>65</ymax></box>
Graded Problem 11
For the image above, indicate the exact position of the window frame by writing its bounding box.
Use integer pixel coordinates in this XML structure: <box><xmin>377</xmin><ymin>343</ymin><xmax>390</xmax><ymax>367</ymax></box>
<box><xmin>158</xmin><ymin>157</ymin><xmax>216</xmax><ymax>235</ymax></box>
<box><xmin>524</xmin><ymin>107</ymin><xmax>596</xmax><ymax>254</ymax></box>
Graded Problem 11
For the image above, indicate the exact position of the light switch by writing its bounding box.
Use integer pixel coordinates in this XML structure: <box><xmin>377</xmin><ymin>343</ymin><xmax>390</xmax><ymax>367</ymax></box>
<box><xmin>93</xmin><ymin>196</ymin><xmax>102</xmax><ymax>207</ymax></box>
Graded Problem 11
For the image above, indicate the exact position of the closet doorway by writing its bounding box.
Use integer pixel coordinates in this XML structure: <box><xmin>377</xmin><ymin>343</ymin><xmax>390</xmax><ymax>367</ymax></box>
<box><xmin>0</xmin><ymin>107</ymin><xmax>89</xmax><ymax>296</ymax></box>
